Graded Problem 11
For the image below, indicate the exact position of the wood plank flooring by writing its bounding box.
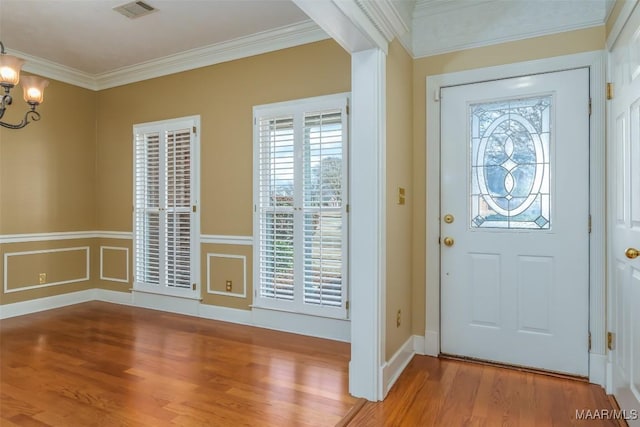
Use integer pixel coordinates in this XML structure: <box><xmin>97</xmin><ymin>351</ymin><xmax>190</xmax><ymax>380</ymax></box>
<box><xmin>0</xmin><ymin>302</ymin><xmax>356</xmax><ymax>426</ymax></box>
<box><xmin>1</xmin><ymin>302</ymin><xmax>622</xmax><ymax>426</ymax></box>
<box><xmin>347</xmin><ymin>355</ymin><xmax>621</xmax><ymax>427</ymax></box>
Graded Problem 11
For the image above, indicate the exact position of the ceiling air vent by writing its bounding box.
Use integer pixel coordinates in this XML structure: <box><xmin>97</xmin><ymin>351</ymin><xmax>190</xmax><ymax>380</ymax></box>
<box><xmin>113</xmin><ymin>1</ymin><xmax>157</xmax><ymax>19</ymax></box>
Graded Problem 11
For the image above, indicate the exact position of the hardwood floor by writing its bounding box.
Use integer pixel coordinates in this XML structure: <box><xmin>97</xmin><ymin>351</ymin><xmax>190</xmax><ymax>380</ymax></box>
<box><xmin>0</xmin><ymin>302</ymin><xmax>356</xmax><ymax>426</ymax></box>
<box><xmin>347</xmin><ymin>355</ymin><xmax>621</xmax><ymax>427</ymax></box>
<box><xmin>1</xmin><ymin>302</ymin><xmax>622</xmax><ymax>427</ymax></box>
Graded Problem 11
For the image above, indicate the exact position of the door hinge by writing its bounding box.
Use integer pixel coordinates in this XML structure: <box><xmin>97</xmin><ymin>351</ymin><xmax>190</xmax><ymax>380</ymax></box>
<box><xmin>588</xmin><ymin>214</ymin><xmax>592</xmax><ymax>234</ymax></box>
<box><xmin>588</xmin><ymin>332</ymin><xmax>592</xmax><ymax>351</ymax></box>
<box><xmin>192</xmin><ymin>283</ymin><xmax>197</xmax><ymax>291</ymax></box>
<box><xmin>346</xmin><ymin>103</ymin><xmax>350</xmax><ymax>115</ymax></box>
<box><xmin>588</xmin><ymin>98</ymin><xmax>592</xmax><ymax>116</ymax></box>
<box><xmin>346</xmin><ymin>301</ymin><xmax>350</xmax><ymax>311</ymax></box>
<box><xmin>192</xmin><ymin>205</ymin><xmax>197</xmax><ymax>213</ymax></box>
<box><xmin>346</xmin><ymin>204</ymin><xmax>350</xmax><ymax>213</ymax></box>
<box><xmin>193</xmin><ymin>126</ymin><xmax>197</xmax><ymax>134</ymax></box>
<box><xmin>608</xmin><ymin>331</ymin><xmax>615</xmax><ymax>351</ymax></box>
<box><xmin>606</xmin><ymin>82</ymin><xmax>614</xmax><ymax>100</ymax></box>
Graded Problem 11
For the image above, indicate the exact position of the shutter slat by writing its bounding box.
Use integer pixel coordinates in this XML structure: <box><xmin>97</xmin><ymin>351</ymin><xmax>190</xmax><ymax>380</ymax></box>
<box><xmin>258</xmin><ymin>116</ymin><xmax>295</xmax><ymax>301</ymax></box>
<box><xmin>302</xmin><ymin>110</ymin><xmax>344</xmax><ymax>307</ymax></box>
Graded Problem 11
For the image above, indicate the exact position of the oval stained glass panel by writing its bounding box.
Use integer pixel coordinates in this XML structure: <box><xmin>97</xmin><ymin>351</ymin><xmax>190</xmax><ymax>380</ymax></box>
<box><xmin>470</xmin><ymin>96</ymin><xmax>552</xmax><ymax>229</ymax></box>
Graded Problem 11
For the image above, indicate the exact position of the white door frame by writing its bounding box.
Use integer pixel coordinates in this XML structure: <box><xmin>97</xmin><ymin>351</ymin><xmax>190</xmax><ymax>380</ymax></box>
<box><xmin>425</xmin><ymin>50</ymin><xmax>607</xmax><ymax>386</ymax></box>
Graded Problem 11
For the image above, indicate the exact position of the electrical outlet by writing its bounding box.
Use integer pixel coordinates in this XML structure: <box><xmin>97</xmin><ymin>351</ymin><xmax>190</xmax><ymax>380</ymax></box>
<box><xmin>396</xmin><ymin>309</ymin><xmax>401</xmax><ymax>328</ymax></box>
<box><xmin>226</xmin><ymin>280</ymin><xmax>232</xmax><ymax>292</ymax></box>
<box><xmin>39</xmin><ymin>273</ymin><xmax>47</xmax><ymax>284</ymax></box>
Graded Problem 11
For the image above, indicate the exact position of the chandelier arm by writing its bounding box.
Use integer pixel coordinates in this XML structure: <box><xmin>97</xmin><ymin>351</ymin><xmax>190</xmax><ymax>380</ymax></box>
<box><xmin>0</xmin><ymin>109</ymin><xmax>40</xmax><ymax>130</ymax></box>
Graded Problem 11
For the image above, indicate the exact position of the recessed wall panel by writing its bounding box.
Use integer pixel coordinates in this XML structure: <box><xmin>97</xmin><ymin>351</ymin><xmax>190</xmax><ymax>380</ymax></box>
<box><xmin>631</xmin><ymin>100</ymin><xmax>640</xmax><ymax>229</ymax></box>
<box><xmin>207</xmin><ymin>253</ymin><xmax>246</xmax><ymax>298</ymax></box>
<box><xmin>4</xmin><ymin>247</ymin><xmax>90</xmax><ymax>292</ymax></box>
<box><xmin>617</xmin><ymin>261</ymin><xmax>629</xmax><ymax>375</ymax></box>
<box><xmin>469</xmin><ymin>253</ymin><xmax>501</xmax><ymax>327</ymax></box>
<box><xmin>100</xmin><ymin>246</ymin><xmax>129</xmax><ymax>283</ymax></box>
<box><xmin>632</xmin><ymin>268</ymin><xmax>640</xmax><ymax>399</ymax></box>
<box><xmin>616</xmin><ymin>113</ymin><xmax>628</xmax><ymax>225</ymax></box>
<box><xmin>517</xmin><ymin>256</ymin><xmax>553</xmax><ymax>334</ymax></box>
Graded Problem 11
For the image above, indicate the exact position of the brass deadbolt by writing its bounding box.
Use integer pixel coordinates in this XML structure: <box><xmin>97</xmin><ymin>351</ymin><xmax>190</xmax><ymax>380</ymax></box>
<box><xmin>444</xmin><ymin>214</ymin><xmax>454</xmax><ymax>224</ymax></box>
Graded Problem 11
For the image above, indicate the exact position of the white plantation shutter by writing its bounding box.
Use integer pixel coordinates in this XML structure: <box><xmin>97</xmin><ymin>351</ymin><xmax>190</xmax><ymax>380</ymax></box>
<box><xmin>166</xmin><ymin>129</ymin><xmax>192</xmax><ymax>289</ymax></box>
<box><xmin>303</xmin><ymin>110</ymin><xmax>344</xmax><ymax>308</ymax></box>
<box><xmin>254</xmin><ymin>95</ymin><xmax>348</xmax><ymax>319</ymax></box>
<box><xmin>135</xmin><ymin>131</ymin><xmax>161</xmax><ymax>286</ymax></box>
<box><xmin>134</xmin><ymin>117</ymin><xmax>199</xmax><ymax>298</ymax></box>
<box><xmin>257</xmin><ymin>116</ymin><xmax>295</xmax><ymax>301</ymax></box>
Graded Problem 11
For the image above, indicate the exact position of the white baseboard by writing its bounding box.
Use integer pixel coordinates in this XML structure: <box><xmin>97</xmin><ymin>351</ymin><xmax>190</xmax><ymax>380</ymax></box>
<box><xmin>132</xmin><ymin>291</ymin><xmax>200</xmax><ymax>317</ymax></box>
<box><xmin>251</xmin><ymin>306</ymin><xmax>350</xmax><ymax>342</ymax></box>
<box><xmin>413</xmin><ymin>334</ymin><xmax>426</xmax><ymax>355</ymax></box>
<box><xmin>589</xmin><ymin>352</ymin><xmax>607</xmax><ymax>387</ymax></box>
<box><xmin>0</xmin><ymin>289</ymin><xmax>351</xmax><ymax>343</ymax></box>
<box><xmin>381</xmin><ymin>335</ymin><xmax>418</xmax><ymax>398</ymax></box>
<box><xmin>94</xmin><ymin>289</ymin><xmax>133</xmax><ymax>305</ymax></box>
<box><xmin>424</xmin><ymin>330</ymin><xmax>439</xmax><ymax>356</ymax></box>
<box><xmin>0</xmin><ymin>289</ymin><xmax>95</xmax><ymax>319</ymax></box>
<box><xmin>199</xmin><ymin>303</ymin><xmax>252</xmax><ymax>325</ymax></box>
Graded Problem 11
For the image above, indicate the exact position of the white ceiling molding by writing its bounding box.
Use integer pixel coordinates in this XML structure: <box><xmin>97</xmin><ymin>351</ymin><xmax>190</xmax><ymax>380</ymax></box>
<box><xmin>11</xmin><ymin>49</ymin><xmax>99</xmax><ymax>91</ymax></box>
<box><xmin>411</xmin><ymin>0</ymin><xmax>614</xmax><ymax>58</ymax></box>
<box><xmin>355</xmin><ymin>0</ymin><xmax>411</xmax><ymax>41</ymax></box>
<box><xmin>94</xmin><ymin>20</ymin><xmax>329</xmax><ymax>90</ymax></box>
<box><xmin>293</xmin><ymin>0</ymin><xmax>390</xmax><ymax>53</ymax></box>
<box><xmin>11</xmin><ymin>21</ymin><xmax>329</xmax><ymax>91</ymax></box>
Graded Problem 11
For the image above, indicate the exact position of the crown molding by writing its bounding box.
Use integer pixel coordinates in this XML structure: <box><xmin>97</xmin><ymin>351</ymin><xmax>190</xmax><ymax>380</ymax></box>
<box><xmin>12</xmin><ymin>20</ymin><xmax>329</xmax><ymax>91</ymax></box>
<box><xmin>355</xmin><ymin>0</ymin><xmax>411</xmax><ymax>41</ymax></box>
<box><xmin>94</xmin><ymin>20</ymin><xmax>329</xmax><ymax>90</ymax></box>
<box><xmin>10</xmin><ymin>50</ymin><xmax>99</xmax><ymax>91</ymax></box>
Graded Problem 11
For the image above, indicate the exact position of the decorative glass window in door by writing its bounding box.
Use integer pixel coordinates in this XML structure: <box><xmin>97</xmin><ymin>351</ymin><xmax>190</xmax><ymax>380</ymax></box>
<box><xmin>470</xmin><ymin>96</ymin><xmax>552</xmax><ymax>229</ymax></box>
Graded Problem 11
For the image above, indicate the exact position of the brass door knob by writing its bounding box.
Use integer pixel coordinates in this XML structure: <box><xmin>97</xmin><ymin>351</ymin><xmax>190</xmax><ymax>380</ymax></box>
<box><xmin>443</xmin><ymin>237</ymin><xmax>454</xmax><ymax>247</ymax></box>
<box><xmin>625</xmin><ymin>247</ymin><xmax>640</xmax><ymax>259</ymax></box>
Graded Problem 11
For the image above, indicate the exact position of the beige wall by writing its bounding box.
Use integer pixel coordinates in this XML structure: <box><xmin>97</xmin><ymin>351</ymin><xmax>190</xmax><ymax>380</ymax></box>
<box><xmin>0</xmin><ymin>80</ymin><xmax>97</xmax><ymax>304</ymax></box>
<box><xmin>411</xmin><ymin>26</ymin><xmax>606</xmax><ymax>335</ymax></box>
<box><xmin>95</xmin><ymin>40</ymin><xmax>351</xmax><ymax>305</ymax></box>
<box><xmin>385</xmin><ymin>40</ymin><xmax>414</xmax><ymax>359</ymax></box>
<box><xmin>0</xmin><ymin>80</ymin><xmax>97</xmax><ymax>234</ymax></box>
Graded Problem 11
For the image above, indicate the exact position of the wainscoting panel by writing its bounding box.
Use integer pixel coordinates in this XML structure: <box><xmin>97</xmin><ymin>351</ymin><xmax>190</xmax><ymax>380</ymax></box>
<box><xmin>4</xmin><ymin>246</ymin><xmax>90</xmax><ymax>293</ymax></box>
<box><xmin>100</xmin><ymin>246</ymin><xmax>129</xmax><ymax>283</ymax></box>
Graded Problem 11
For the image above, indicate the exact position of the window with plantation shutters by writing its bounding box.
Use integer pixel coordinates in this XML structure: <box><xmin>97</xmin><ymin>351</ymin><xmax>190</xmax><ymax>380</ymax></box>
<box><xmin>253</xmin><ymin>94</ymin><xmax>348</xmax><ymax>319</ymax></box>
<box><xmin>134</xmin><ymin>116</ymin><xmax>199</xmax><ymax>299</ymax></box>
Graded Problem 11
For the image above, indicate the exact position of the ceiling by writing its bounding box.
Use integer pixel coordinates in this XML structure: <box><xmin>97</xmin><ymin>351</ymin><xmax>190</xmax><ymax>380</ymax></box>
<box><xmin>0</xmin><ymin>0</ymin><xmax>615</xmax><ymax>90</ymax></box>
<box><xmin>0</xmin><ymin>0</ymin><xmax>313</xmax><ymax>75</ymax></box>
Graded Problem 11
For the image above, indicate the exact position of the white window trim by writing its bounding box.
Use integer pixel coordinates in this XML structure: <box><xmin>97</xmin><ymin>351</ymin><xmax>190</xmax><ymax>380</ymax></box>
<box><xmin>132</xmin><ymin>115</ymin><xmax>201</xmax><ymax>300</ymax></box>
<box><xmin>253</xmin><ymin>93</ymin><xmax>350</xmax><ymax>320</ymax></box>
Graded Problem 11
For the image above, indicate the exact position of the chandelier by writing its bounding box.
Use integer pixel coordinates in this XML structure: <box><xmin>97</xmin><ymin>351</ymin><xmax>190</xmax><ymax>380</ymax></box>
<box><xmin>0</xmin><ymin>41</ymin><xmax>49</xmax><ymax>129</ymax></box>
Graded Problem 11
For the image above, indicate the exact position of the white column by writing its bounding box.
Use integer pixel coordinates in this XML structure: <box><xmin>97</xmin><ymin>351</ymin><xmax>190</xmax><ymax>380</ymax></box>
<box><xmin>349</xmin><ymin>47</ymin><xmax>386</xmax><ymax>401</ymax></box>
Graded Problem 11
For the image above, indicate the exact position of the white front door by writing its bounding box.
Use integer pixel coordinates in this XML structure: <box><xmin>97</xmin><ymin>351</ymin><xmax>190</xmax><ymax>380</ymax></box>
<box><xmin>440</xmin><ymin>69</ymin><xmax>590</xmax><ymax>376</ymax></box>
<box><xmin>609</xmin><ymin>3</ymin><xmax>640</xmax><ymax>423</ymax></box>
